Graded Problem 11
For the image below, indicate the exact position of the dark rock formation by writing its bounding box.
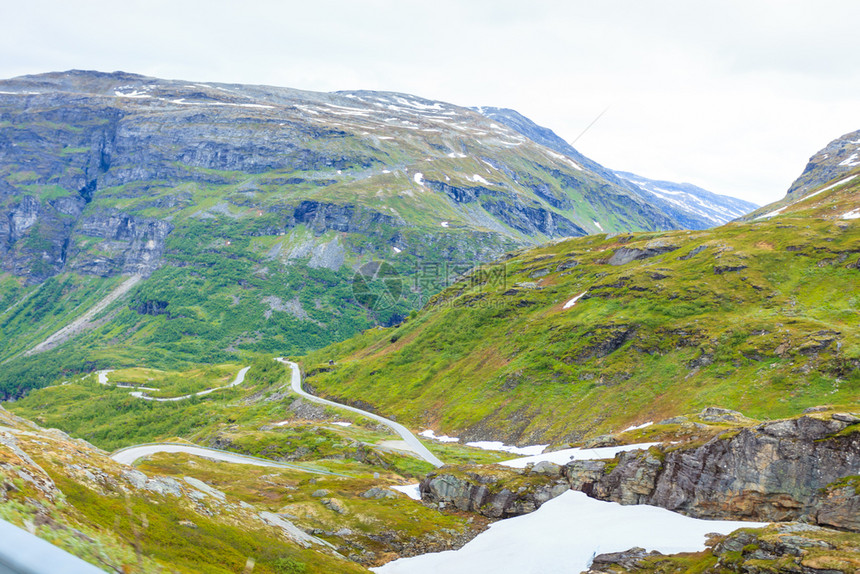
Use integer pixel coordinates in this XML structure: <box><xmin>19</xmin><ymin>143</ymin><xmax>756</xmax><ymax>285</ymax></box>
<box><xmin>813</xmin><ymin>477</ymin><xmax>860</xmax><ymax>531</ymax></box>
<box><xmin>568</xmin><ymin>415</ymin><xmax>860</xmax><ymax>527</ymax></box>
<box><xmin>291</xmin><ymin>201</ymin><xmax>403</xmax><ymax>235</ymax></box>
<box><xmin>608</xmin><ymin>244</ymin><xmax>679</xmax><ymax>266</ymax></box>
<box><xmin>420</xmin><ymin>465</ymin><xmax>569</xmax><ymax>518</ymax></box>
<box><xmin>132</xmin><ymin>299</ymin><xmax>169</xmax><ymax>316</ymax></box>
<box><xmin>70</xmin><ymin>210</ymin><xmax>173</xmax><ymax>276</ymax></box>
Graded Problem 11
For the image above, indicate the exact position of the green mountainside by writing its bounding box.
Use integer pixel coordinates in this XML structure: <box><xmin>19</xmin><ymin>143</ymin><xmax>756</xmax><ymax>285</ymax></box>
<box><xmin>298</xmin><ymin>169</ymin><xmax>860</xmax><ymax>444</ymax></box>
<box><xmin>0</xmin><ymin>70</ymin><xmax>706</xmax><ymax>398</ymax></box>
<box><xmin>1</xmin><ymin>70</ymin><xmax>857</xmax><ymax>574</ymax></box>
<box><xmin>0</xmin><ymin>362</ymin><xmax>495</xmax><ymax>573</ymax></box>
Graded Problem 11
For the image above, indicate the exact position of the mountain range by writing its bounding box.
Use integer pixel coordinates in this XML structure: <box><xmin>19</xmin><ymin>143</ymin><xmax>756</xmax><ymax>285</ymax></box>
<box><xmin>0</xmin><ymin>70</ymin><xmax>856</xmax><ymax>574</ymax></box>
<box><xmin>0</xmin><ymin>70</ymin><xmax>755</xmax><ymax>397</ymax></box>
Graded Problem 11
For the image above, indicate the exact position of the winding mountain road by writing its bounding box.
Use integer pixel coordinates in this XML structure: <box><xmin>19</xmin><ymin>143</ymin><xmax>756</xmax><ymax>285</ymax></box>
<box><xmin>276</xmin><ymin>358</ymin><xmax>444</xmax><ymax>467</ymax></box>
<box><xmin>129</xmin><ymin>366</ymin><xmax>251</xmax><ymax>402</ymax></box>
<box><xmin>109</xmin><ymin>443</ymin><xmax>344</xmax><ymax>476</ymax></box>
<box><xmin>108</xmin><ymin>359</ymin><xmax>442</xmax><ymax>474</ymax></box>
<box><xmin>97</xmin><ymin>366</ymin><xmax>251</xmax><ymax>401</ymax></box>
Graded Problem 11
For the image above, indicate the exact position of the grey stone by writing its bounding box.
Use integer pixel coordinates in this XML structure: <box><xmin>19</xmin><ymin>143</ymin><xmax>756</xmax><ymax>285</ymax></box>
<box><xmin>121</xmin><ymin>469</ymin><xmax>148</xmax><ymax>489</ymax></box>
<box><xmin>832</xmin><ymin>412</ymin><xmax>860</xmax><ymax>424</ymax></box>
<box><xmin>530</xmin><ymin>461</ymin><xmax>562</xmax><ymax>477</ymax></box>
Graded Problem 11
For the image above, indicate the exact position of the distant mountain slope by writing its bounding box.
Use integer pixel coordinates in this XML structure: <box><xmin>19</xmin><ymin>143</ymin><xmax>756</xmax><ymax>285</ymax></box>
<box><xmin>787</xmin><ymin>129</ymin><xmax>860</xmax><ymax>198</ymax></box>
<box><xmin>743</xmin><ymin>129</ymin><xmax>860</xmax><ymax>221</ymax></box>
<box><xmin>300</xmin><ymin>170</ymin><xmax>859</xmax><ymax>444</ymax></box>
<box><xmin>0</xmin><ymin>70</ymin><xmax>694</xmax><ymax>395</ymax></box>
<box><xmin>614</xmin><ymin>171</ymin><xmax>758</xmax><ymax>226</ymax></box>
<box><xmin>475</xmin><ymin>107</ymin><xmax>756</xmax><ymax>228</ymax></box>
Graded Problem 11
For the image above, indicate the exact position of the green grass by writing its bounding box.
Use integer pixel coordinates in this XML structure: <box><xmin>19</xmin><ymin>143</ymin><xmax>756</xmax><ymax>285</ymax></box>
<box><xmin>297</xmin><ymin>183</ymin><xmax>860</xmax><ymax>444</ymax></box>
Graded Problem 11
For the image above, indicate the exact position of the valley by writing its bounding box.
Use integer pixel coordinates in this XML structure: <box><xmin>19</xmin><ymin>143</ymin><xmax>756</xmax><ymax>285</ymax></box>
<box><xmin>0</xmin><ymin>69</ymin><xmax>857</xmax><ymax>574</ymax></box>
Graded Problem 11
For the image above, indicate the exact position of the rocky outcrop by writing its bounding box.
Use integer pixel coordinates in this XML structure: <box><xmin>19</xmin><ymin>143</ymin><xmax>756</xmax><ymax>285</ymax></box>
<box><xmin>607</xmin><ymin>240</ymin><xmax>679</xmax><ymax>266</ymax></box>
<box><xmin>813</xmin><ymin>477</ymin><xmax>860</xmax><ymax>531</ymax></box>
<box><xmin>786</xmin><ymin>129</ymin><xmax>860</xmax><ymax>198</ymax></box>
<box><xmin>586</xmin><ymin>523</ymin><xmax>860</xmax><ymax>574</ymax></box>
<box><xmin>425</xmin><ymin>179</ymin><xmax>587</xmax><ymax>238</ymax></box>
<box><xmin>0</xmin><ymin>190</ymin><xmax>170</xmax><ymax>281</ymax></box>
<box><xmin>291</xmin><ymin>201</ymin><xmax>404</xmax><ymax>235</ymax></box>
<box><xmin>569</xmin><ymin>415</ymin><xmax>860</xmax><ymax>527</ymax></box>
<box><xmin>71</xmin><ymin>209</ymin><xmax>173</xmax><ymax>276</ymax></box>
<box><xmin>420</xmin><ymin>464</ymin><xmax>569</xmax><ymax>518</ymax></box>
<box><xmin>0</xmin><ymin>194</ymin><xmax>86</xmax><ymax>282</ymax></box>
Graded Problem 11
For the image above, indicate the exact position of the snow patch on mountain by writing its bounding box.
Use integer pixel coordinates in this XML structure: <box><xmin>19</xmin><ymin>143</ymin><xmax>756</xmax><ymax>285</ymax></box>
<box><xmin>615</xmin><ymin>171</ymin><xmax>758</xmax><ymax>226</ymax></box>
<box><xmin>373</xmin><ymin>491</ymin><xmax>764</xmax><ymax>574</ymax></box>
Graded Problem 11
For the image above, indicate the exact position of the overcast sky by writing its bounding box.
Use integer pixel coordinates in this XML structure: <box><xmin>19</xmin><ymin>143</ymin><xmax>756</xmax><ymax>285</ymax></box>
<box><xmin>3</xmin><ymin>0</ymin><xmax>859</xmax><ymax>205</ymax></box>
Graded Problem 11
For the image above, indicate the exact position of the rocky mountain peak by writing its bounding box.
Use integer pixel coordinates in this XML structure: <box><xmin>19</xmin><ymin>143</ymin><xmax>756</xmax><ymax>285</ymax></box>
<box><xmin>787</xmin><ymin>128</ymin><xmax>860</xmax><ymax>198</ymax></box>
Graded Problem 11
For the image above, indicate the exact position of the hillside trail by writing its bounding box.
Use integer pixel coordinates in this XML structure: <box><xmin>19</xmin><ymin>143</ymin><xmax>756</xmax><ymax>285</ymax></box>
<box><xmin>23</xmin><ymin>274</ymin><xmax>143</xmax><ymax>357</ymax></box>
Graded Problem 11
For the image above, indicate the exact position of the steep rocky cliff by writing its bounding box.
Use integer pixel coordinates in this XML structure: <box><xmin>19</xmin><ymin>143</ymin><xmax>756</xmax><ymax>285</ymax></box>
<box><xmin>0</xmin><ymin>69</ymin><xmax>687</xmax><ymax>288</ymax></box>
<box><xmin>569</xmin><ymin>414</ymin><xmax>860</xmax><ymax>527</ymax></box>
<box><xmin>419</xmin><ymin>412</ymin><xmax>860</xmax><ymax>533</ymax></box>
<box><xmin>420</xmin><ymin>463</ymin><xmax>569</xmax><ymax>518</ymax></box>
<box><xmin>742</xmin><ymin>129</ymin><xmax>860</xmax><ymax>221</ymax></box>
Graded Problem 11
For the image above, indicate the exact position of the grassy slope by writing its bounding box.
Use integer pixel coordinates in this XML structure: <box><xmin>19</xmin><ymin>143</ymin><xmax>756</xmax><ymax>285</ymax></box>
<box><xmin>0</xmin><ymin>80</ymin><xmax>683</xmax><ymax>397</ymax></box>
<box><xmin>4</xmin><ymin>358</ymin><xmax>508</xmax><ymax>571</ymax></box>
<box><xmin>298</xmin><ymin>172</ymin><xmax>860</xmax><ymax>444</ymax></box>
<box><xmin>8</xmin><ymin>357</ymin><xmax>509</xmax><ymax>468</ymax></box>
<box><xmin>0</xmin><ymin>404</ymin><xmax>371</xmax><ymax>573</ymax></box>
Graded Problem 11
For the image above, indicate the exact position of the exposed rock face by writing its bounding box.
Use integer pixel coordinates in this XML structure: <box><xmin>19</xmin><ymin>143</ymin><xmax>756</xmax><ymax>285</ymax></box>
<box><xmin>588</xmin><ymin>547</ymin><xmax>663</xmax><ymax>573</ymax></box>
<box><xmin>425</xmin><ymin>180</ymin><xmax>587</xmax><ymax>237</ymax></box>
<box><xmin>570</xmin><ymin>416</ymin><xmax>860</xmax><ymax>527</ymax></box>
<box><xmin>607</xmin><ymin>243</ymin><xmax>678</xmax><ymax>266</ymax></box>
<box><xmin>586</xmin><ymin>523</ymin><xmax>860</xmax><ymax>574</ymax></box>
<box><xmin>813</xmin><ymin>478</ymin><xmax>860</xmax><ymax>531</ymax></box>
<box><xmin>420</xmin><ymin>465</ymin><xmax>569</xmax><ymax>519</ymax></box>
<box><xmin>291</xmin><ymin>201</ymin><xmax>404</xmax><ymax>235</ymax></box>
<box><xmin>0</xmin><ymin>69</ymin><xmax>701</xmax><ymax>289</ymax></box>
<box><xmin>71</xmin><ymin>209</ymin><xmax>173</xmax><ymax>276</ymax></box>
<box><xmin>0</xmin><ymin>194</ymin><xmax>85</xmax><ymax>282</ymax></box>
<box><xmin>786</xmin><ymin>129</ymin><xmax>860</xmax><ymax>198</ymax></box>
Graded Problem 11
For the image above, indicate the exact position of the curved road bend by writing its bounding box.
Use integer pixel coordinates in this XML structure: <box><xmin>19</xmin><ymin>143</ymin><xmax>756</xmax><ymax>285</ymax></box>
<box><xmin>109</xmin><ymin>443</ymin><xmax>344</xmax><ymax>476</ymax></box>
<box><xmin>275</xmin><ymin>358</ymin><xmax>444</xmax><ymax>468</ymax></box>
<box><xmin>130</xmin><ymin>366</ymin><xmax>251</xmax><ymax>402</ymax></box>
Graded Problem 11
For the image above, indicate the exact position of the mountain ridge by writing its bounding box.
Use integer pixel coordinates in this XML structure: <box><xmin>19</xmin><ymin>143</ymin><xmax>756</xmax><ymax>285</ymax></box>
<box><xmin>474</xmin><ymin>106</ymin><xmax>757</xmax><ymax>228</ymax></box>
<box><xmin>0</xmin><ymin>69</ymin><xmax>737</xmax><ymax>395</ymax></box>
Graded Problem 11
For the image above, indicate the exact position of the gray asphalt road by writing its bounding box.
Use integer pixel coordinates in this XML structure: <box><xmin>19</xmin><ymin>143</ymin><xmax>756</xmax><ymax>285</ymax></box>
<box><xmin>276</xmin><ymin>358</ymin><xmax>444</xmax><ymax>467</ymax></box>
<box><xmin>109</xmin><ymin>443</ymin><xmax>342</xmax><ymax>475</ymax></box>
<box><xmin>130</xmin><ymin>366</ymin><xmax>251</xmax><ymax>402</ymax></box>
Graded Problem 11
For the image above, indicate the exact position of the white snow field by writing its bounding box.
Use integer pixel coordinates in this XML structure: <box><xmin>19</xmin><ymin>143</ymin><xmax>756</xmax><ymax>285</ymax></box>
<box><xmin>622</xmin><ymin>422</ymin><xmax>654</xmax><ymax>432</ymax></box>
<box><xmin>464</xmin><ymin>441</ymin><xmax>548</xmax><ymax>456</ymax></box>
<box><xmin>499</xmin><ymin>442</ymin><xmax>660</xmax><ymax>469</ymax></box>
<box><xmin>419</xmin><ymin>430</ymin><xmax>460</xmax><ymax>443</ymax></box>
<box><xmin>372</xmin><ymin>490</ymin><xmax>765</xmax><ymax>574</ymax></box>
